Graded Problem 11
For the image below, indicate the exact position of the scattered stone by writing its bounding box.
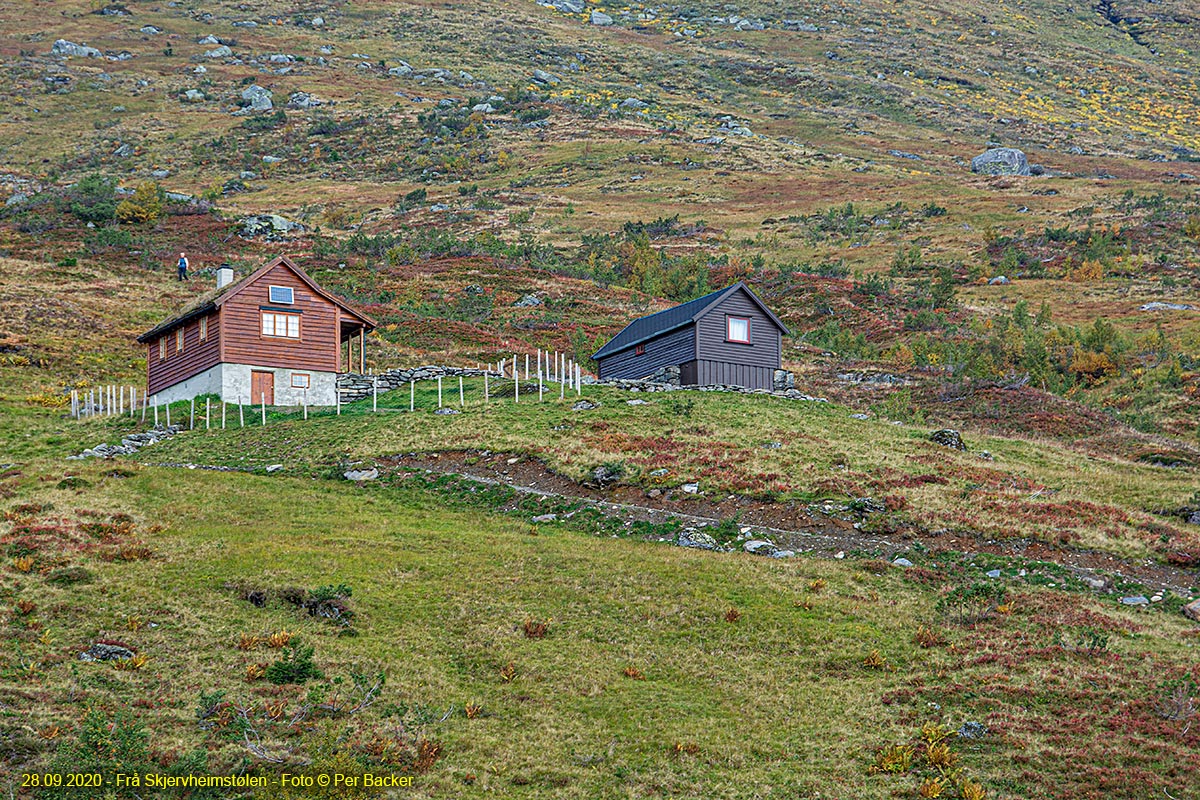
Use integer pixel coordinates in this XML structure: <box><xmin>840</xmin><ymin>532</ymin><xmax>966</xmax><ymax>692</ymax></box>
<box><xmin>893</xmin><ymin>557</ymin><xmax>914</xmax><ymax>568</ymax></box>
<box><xmin>1188</xmin><ymin>511</ymin><xmax>1200</xmax><ymax>526</ymax></box>
<box><xmin>988</xmin><ymin>275</ymin><xmax>1010</xmax><ymax>285</ymax></box>
<box><xmin>472</xmin><ymin>102</ymin><xmax>495</xmax><ymax>113</ymax></box>
<box><xmin>343</xmin><ymin>467</ymin><xmax>379</xmax><ymax>481</ymax></box>
<box><xmin>591</xmin><ymin>464</ymin><xmax>622</xmax><ymax>486</ymax></box>
<box><xmin>971</xmin><ymin>147</ymin><xmax>1031</xmax><ymax>176</ymax></box>
<box><xmin>957</xmin><ymin>722</ymin><xmax>988</xmax><ymax>740</ymax></box>
<box><xmin>986</xmin><ymin>569</ymin><xmax>1002</xmax><ymax>578</ymax></box>
<box><xmin>930</xmin><ymin>429</ymin><xmax>967</xmax><ymax>451</ymax></box>
<box><xmin>572</xmin><ymin>399</ymin><xmax>599</xmax><ymax>411</ymax></box>
<box><xmin>531</xmin><ymin>513</ymin><xmax>558</xmax><ymax>523</ymax></box>
<box><xmin>6</xmin><ymin>193</ymin><xmax>29</xmax><ymax>207</ymax></box>
<box><xmin>889</xmin><ymin>149</ymin><xmax>922</xmax><ymax>160</ymax></box>
<box><xmin>181</xmin><ymin>89</ymin><xmax>205</xmax><ymax>102</ymax></box>
<box><xmin>850</xmin><ymin>413</ymin><xmax>871</xmax><ymax>420</ymax></box>
<box><xmin>761</xmin><ymin>441</ymin><xmax>782</xmax><ymax>449</ymax></box>
<box><xmin>1139</xmin><ymin>302</ymin><xmax>1194</xmax><ymax>312</ymax></box>
<box><xmin>1151</xmin><ymin>595</ymin><xmax>1163</xmax><ymax>603</ymax></box>
<box><xmin>649</xmin><ymin>468</ymin><xmax>669</xmax><ymax>478</ymax></box>
<box><xmin>433</xmin><ymin>407</ymin><xmax>460</xmax><ymax>415</ymax></box>
<box><xmin>240</xmin><ymin>214</ymin><xmax>305</xmax><ymax>238</ymax></box>
<box><xmin>264</xmin><ymin>464</ymin><xmax>284</xmax><ymax>473</ymax></box>
<box><xmin>513</xmin><ymin>294</ymin><xmax>543</xmax><ymax>307</ymax></box>
<box><xmin>1183</xmin><ymin>598</ymin><xmax>1200</xmax><ymax>622</ymax></box>
<box><xmin>591</xmin><ymin>10</ymin><xmax>614</xmax><ymax>25</ymax></box>
<box><xmin>1080</xmin><ymin>575</ymin><xmax>1106</xmax><ymax>591</ymax></box>
<box><xmin>626</xmin><ymin>399</ymin><xmax>648</xmax><ymax>406</ymax></box>
<box><xmin>620</xmin><ymin>97</ymin><xmax>649</xmax><ymax>110</ymax></box>
<box><xmin>532</xmin><ymin>69</ymin><xmax>561</xmax><ymax>86</ymax></box>
<box><xmin>287</xmin><ymin>91</ymin><xmax>321</xmax><ymax>109</ymax></box>
<box><xmin>311</xmin><ymin>16</ymin><xmax>324</xmax><ymax>27</ymax></box>
<box><xmin>676</xmin><ymin>527</ymin><xmax>722</xmax><ymax>551</ymax></box>
<box><xmin>80</xmin><ymin>643</ymin><xmax>135</xmax><ymax>662</ymax></box>
<box><xmin>141</xmin><ymin>25</ymin><xmax>162</xmax><ymax>34</ymax></box>
<box><xmin>978</xmin><ymin>451</ymin><xmax>994</xmax><ymax>461</ymax></box>
<box><xmin>194</xmin><ymin>65</ymin><xmax>207</xmax><ymax>74</ymax></box>
<box><xmin>198</xmin><ymin>35</ymin><xmax>221</xmax><ymax>45</ymax></box>
<box><xmin>204</xmin><ymin>45</ymin><xmax>233</xmax><ymax>58</ymax></box>
<box><xmin>743</xmin><ymin>539</ymin><xmax>778</xmax><ymax>556</ymax></box>
<box><xmin>388</xmin><ymin>63</ymin><xmax>413</xmax><ymax>77</ymax></box>
<box><xmin>835</xmin><ymin>551</ymin><xmax>845</xmax><ymax>559</ymax></box>
<box><xmin>52</xmin><ymin>39</ymin><xmax>101</xmax><ymax>58</ymax></box>
<box><xmin>238</xmin><ymin>84</ymin><xmax>273</xmax><ymax>113</ymax></box>
<box><xmin>1120</xmin><ymin>596</ymin><xmax>1150</xmax><ymax>606</ymax></box>
<box><xmin>681</xmin><ymin>482</ymin><xmax>700</xmax><ymax>494</ymax></box>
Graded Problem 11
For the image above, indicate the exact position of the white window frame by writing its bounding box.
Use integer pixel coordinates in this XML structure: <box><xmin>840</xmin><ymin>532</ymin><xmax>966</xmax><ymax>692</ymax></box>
<box><xmin>261</xmin><ymin>312</ymin><xmax>300</xmax><ymax>339</ymax></box>
<box><xmin>291</xmin><ymin>373</ymin><xmax>310</xmax><ymax>389</ymax></box>
<box><xmin>268</xmin><ymin>285</ymin><xmax>295</xmax><ymax>304</ymax></box>
<box><xmin>159</xmin><ymin>338</ymin><xmax>166</xmax><ymax>360</ymax></box>
<box><xmin>176</xmin><ymin>328</ymin><xmax>185</xmax><ymax>353</ymax></box>
<box><xmin>199</xmin><ymin>316</ymin><xmax>208</xmax><ymax>342</ymax></box>
<box><xmin>726</xmin><ymin>316</ymin><xmax>751</xmax><ymax>344</ymax></box>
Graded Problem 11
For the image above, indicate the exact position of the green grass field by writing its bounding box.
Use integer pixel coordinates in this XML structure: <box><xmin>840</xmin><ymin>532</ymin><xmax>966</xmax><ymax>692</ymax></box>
<box><xmin>3</xmin><ymin>449</ymin><xmax>1200</xmax><ymax>799</ymax></box>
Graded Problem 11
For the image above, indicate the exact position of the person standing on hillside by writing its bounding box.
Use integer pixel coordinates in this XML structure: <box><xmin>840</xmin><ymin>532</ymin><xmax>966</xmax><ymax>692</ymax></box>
<box><xmin>176</xmin><ymin>252</ymin><xmax>189</xmax><ymax>281</ymax></box>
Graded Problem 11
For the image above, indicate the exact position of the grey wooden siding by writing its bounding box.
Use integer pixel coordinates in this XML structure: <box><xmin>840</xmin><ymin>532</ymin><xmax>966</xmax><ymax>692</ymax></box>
<box><xmin>694</xmin><ymin>289</ymin><xmax>781</xmax><ymax>369</ymax></box>
<box><xmin>683</xmin><ymin>360</ymin><xmax>774</xmax><ymax>390</ymax></box>
<box><xmin>598</xmin><ymin>324</ymin><xmax>695</xmax><ymax>380</ymax></box>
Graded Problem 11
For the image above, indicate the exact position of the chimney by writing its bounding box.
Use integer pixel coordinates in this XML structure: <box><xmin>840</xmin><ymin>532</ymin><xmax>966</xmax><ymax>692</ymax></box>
<box><xmin>216</xmin><ymin>265</ymin><xmax>234</xmax><ymax>289</ymax></box>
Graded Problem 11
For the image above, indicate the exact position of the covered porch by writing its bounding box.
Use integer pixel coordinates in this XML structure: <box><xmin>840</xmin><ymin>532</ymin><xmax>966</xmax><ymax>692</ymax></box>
<box><xmin>339</xmin><ymin>316</ymin><xmax>374</xmax><ymax>374</ymax></box>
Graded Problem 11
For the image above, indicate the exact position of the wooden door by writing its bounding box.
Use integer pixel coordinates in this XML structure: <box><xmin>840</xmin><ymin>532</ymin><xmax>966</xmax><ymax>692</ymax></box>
<box><xmin>251</xmin><ymin>370</ymin><xmax>274</xmax><ymax>405</ymax></box>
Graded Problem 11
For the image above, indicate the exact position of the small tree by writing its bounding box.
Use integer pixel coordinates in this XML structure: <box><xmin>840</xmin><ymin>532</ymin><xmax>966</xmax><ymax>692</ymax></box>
<box><xmin>115</xmin><ymin>181</ymin><xmax>164</xmax><ymax>224</ymax></box>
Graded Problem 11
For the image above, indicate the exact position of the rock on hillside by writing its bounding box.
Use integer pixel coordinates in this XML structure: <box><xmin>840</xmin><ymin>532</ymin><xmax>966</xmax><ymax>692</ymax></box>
<box><xmin>971</xmin><ymin>148</ymin><xmax>1031</xmax><ymax>176</ymax></box>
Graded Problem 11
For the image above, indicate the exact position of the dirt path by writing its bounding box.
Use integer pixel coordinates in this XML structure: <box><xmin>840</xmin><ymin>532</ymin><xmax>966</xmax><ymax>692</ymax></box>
<box><xmin>387</xmin><ymin>450</ymin><xmax>1199</xmax><ymax>598</ymax></box>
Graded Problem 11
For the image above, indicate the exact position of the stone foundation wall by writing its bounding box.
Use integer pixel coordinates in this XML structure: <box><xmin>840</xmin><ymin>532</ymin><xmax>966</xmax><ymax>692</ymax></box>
<box><xmin>337</xmin><ymin>365</ymin><xmax>494</xmax><ymax>403</ymax></box>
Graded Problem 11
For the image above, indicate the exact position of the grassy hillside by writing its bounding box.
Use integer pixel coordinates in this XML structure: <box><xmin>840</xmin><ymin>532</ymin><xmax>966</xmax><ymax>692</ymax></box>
<box><xmin>2</xmin><ymin>455</ymin><xmax>1199</xmax><ymax>799</ymax></box>
<box><xmin>2</xmin><ymin>1</ymin><xmax>1200</xmax><ymax>796</ymax></box>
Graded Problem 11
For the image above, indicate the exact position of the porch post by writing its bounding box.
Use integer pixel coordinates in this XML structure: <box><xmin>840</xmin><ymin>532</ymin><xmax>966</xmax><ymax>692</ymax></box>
<box><xmin>359</xmin><ymin>327</ymin><xmax>365</xmax><ymax>373</ymax></box>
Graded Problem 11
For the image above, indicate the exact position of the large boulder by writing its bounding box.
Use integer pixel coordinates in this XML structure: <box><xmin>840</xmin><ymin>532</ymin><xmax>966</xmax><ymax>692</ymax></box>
<box><xmin>930</xmin><ymin>429</ymin><xmax>967</xmax><ymax>451</ymax></box>
<box><xmin>677</xmin><ymin>527</ymin><xmax>722</xmax><ymax>551</ymax></box>
<box><xmin>238</xmin><ymin>84</ymin><xmax>273</xmax><ymax>113</ymax></box>
<box><xmin>1184</xmin><ymin>598</ymin><xmax>1200</xmax><ymax>623</ymax></box>
<box><xmin>971</xmin><ymin>147</ymin><xmax>1031</xmax><ymax>176</ymax></box>
<box><xmin>52</xmin><ymin>39</ymin><xmax>101</xmax><ymax>58</ymax></box>
<box><xmin>240</xmin><ymin>214</ymin><xmax>305</xmax><ymax>238</ymax></box>
<box><xmin>203</xmin><ymin>45</ymin><xmax>233</xmax><ymax>58</ymax></box>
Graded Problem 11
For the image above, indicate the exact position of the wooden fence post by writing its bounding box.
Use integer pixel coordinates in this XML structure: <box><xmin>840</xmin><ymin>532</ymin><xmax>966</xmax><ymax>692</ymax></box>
<box><xmin>154</xmin><ymin>402</ymin><xmax>159</xmax><ymax>427</ymax></box>
<box><xmin>484</xmin><ymin>373</ymin><xmax>489</xmax><ymax>405</ymax></box>
<box><xmin>514</xmin><ymin>372</ymin><xmax>519</xmax><ymax>404</ymax></box>
<box><xmin>373</xmin><ymin>377</ymin><xmax>378</xmax><ymax>412</ymax></box>
<box><xmin>336</xmin><ymin>387</ymin><xmax>341</xmax><ymax>416</ymax></box>
<box><xmin>539</xmin><ymin>369</ymin><xmax>544</xmax><ymax>401</ymax></box>
<box><xmin>459</xmin><ymin>375</ymin><xmax>464</xmax><ymax>408</ymax></box>
<box><xmin>142</xmin><ymin>391</ymin><xmax>148</xmax><ymax>422</ymax></box>
<box><xmin>190</xmin><ymin>398</ymin><xmax>195</xmax><ymax>430</ymax></box>
<box><xmin>410</xmin><ymin>380</ymin><xmax>414</xmax><ymax>412</ymax></box>
<box><xmin>222</xmin><ymin>401</ymin><xmax>226</xmax><ymax>429</ymax></box>
<box><xmin>206</xmin><ymin>398</ymin><xmax>211</xmax><ymax>430</ymax></box>
<box><xmin>437</xmin><ymin>376</ymin><xmax>443</xmax><ymax>408</ymax></box>
<box><xmin>165</xmin><ymin>403</ymin><xmax>171</xmax><ymax>428</ymax></box>
<box><xmin>261</xmin><ymin>393</ymin><xmax>266</xmax><ymax>426</ymax></box>
<box><xmin>303</xmin><ymin>389</ymin><xmax>308</xmax><ymax>420</ymax></box>
<box><xmin>525</xmin><ymin>353</ymin><xmax>529</xmax><ymax>379</ymax></box>
<box><xmin>239</xmin><ymin>398</ymin><xmax>244</xmax><ymax>428</ymax></box>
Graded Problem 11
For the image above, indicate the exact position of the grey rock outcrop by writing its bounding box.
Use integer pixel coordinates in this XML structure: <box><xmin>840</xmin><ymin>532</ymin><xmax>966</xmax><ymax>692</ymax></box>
<box><xmin>240</xmin><ymin>214</ymin><xmax>304</xmax><ymax>239</ymax></box>
<box><xmin>52</xmin><ymin>39</ymin><xmax>101</xmax><ymax>58</ymax></box>
<box><xmin>930</xmin><ymin>429</ymin><xmax>967</xmax><ymax>451</ymax></box>
<box><xmin>238</xmin><ymin>84</ymin><xmax>273</xmax><ymax>113</ymax></box>
<box><xmin>971</xmin><ymin>147</ymin><xmax>1031</xmax><ymax>176</ymax></box>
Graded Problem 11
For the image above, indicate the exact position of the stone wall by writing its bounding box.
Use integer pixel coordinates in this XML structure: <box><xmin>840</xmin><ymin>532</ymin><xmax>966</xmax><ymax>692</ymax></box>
<box><xmin>336</xmin><ymin>365</ymin><xmax>494</xmax><ymax>403</ymax></box>
<box><xmin>338</xmin><ymin>365</ymin><xmax>822</xmax><ymax>404</ymax></box>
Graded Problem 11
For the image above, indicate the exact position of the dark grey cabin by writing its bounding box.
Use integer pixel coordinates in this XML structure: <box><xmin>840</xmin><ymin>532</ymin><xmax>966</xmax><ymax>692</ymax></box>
<box><xmin>593</xmin><ymin>282</ymin><xmax>790</xmax><ymax>390</ymax></box>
